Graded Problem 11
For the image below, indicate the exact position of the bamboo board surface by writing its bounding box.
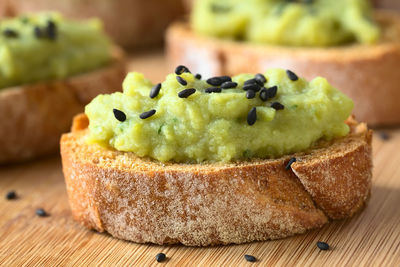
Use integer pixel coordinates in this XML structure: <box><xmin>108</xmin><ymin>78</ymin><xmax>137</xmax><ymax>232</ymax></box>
<box><xmin>0</xmin><ymin>50</ymin><xmax>399</xmax><ymax>267</ymax></box>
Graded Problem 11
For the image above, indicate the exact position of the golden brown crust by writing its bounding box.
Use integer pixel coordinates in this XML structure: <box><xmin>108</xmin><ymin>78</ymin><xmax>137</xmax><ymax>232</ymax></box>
<box><xmin>5</xmin><ymin>0</ymin><xmax>185</xmax><ymax>48</ymax></box>
<box><xmin>292</xmin><ymin>121</ymin><xmax>373</xmax><ymax>219</ymax></box>
<box><xmin>0</xmin><ymin>48</ymin><xmax>126</xmax><ymax>164</ymax></box>
<box><xmin>166</xmin><ymin>11</ymin><xmax>400</xmax><ymax>126</ymax></box>
<box><xmin>60</xmin><ymin>114</ymin><xmax>372</xmax><ymax>246</ymax></box>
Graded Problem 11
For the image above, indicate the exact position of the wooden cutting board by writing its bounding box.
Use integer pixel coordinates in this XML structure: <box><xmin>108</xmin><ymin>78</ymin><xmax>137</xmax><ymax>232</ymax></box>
<box><xmin>0</xmin><ymin>51</ymin><xmax>399</xmax><ymax>267</ymax></box>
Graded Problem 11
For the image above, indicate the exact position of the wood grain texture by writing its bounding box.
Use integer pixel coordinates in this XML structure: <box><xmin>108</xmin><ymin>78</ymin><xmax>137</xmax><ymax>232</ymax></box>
<box><xmin>0</xmin><ymin>52</ymin><xmax>399</xmax><ymax>266</ymax></box>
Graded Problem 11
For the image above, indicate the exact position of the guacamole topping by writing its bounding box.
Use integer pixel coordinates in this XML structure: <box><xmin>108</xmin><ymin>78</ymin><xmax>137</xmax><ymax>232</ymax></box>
<box><xmin>0</xmin><ymin>13</ymin><xmax>112</xmax><ymax>89</ymax></box>
<box><xmin>192</xmin><ymin>0</ymin><xmax>380</xmax><ymax>46</ymax></box>
<box><xmin>85</xmin><ymin>67</ymin><xmax>353</xmax><ymax>163</ymax></box>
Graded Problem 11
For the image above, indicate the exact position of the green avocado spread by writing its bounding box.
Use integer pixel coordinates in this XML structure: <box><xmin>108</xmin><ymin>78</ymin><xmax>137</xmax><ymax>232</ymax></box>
<box><xmin>0</xmin><ymin>13</ymin><xmax>112</xmax><ymax>89</ymax></box>
<box><xmin>192</xmin><ymin>0</ymin><xmax>380</xmax><ymax>46</ymax></box>
<box><xmin>85</xmin><ymin>68</ymin><xmax>353</xmax><ymax>163</ymax></box>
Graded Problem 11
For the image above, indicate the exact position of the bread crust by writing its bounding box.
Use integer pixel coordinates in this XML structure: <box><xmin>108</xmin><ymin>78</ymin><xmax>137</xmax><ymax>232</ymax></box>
<box><xmin>166</xmin><ymin>11</ymin><xmax>400</xmax><ymax>126</ymax></box>
<box><xmin>60</xmin><ymin>114</ymin><xmax>372</xmax><ymax>246</ymax></box>
<box><xmin>4</xmin><ymin>0</ymin><xmax>185</xmax><ymax>48</ymax></box>
<box><xmin>0</xmin><ymin>0</ymin><xmax>11</xmax><ymax>16</ymax></box>
<box><xmin>0</xmin><ymin>48</ymin><xmax>126</xmax><ymax>164</ymax></box>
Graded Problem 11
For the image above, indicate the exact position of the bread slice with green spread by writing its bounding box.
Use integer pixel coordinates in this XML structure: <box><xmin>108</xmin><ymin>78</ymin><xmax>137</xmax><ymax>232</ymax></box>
<box><xmin>62</xmin><ymin>114</ymin><xmax>371</xmax><ymax>246</ymax></box>
<box><xmin>4</xmin><ymin>0</ymin><xmax>185</xmax><ymax>48</ymax></box>
<box><xmin>167</xmin><ymin>1</ymin><xmax>400</xmax><ymax>126</ymax></box>
<box><xmin>61</xmin><ymin>68</ymin><xmax>372</xmax><ymax>246</ymax></box>
<box><xmin>0</xmin><ymin>13</ymin><xmax>126</xmax><ymax>164</ymax></box>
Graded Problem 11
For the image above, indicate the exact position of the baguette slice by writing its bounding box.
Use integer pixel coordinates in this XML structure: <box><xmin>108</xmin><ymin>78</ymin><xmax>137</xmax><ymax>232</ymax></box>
<box><xmin>5</xmin><ymin>0</ymin><xmax>185</xmax><ymax>48</ymax></box>
<box><xmin>0</xmin><ymin>48</ymin><xmax>126</xmax><ymax>164</ymax></box>
<box><xmin>61</xmin><ymin>114</ymin><xmax>372</xmax><ymax>246</ymax></box>
<box><xmin>166</xmin><ymin>11</ymin><xmax>400</xmax><ymax>126</ymax></box>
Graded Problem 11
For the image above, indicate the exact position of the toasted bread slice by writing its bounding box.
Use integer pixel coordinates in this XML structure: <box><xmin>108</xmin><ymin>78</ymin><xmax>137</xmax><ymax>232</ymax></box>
<box><xmin>166</xmin><ymin>11</ymin><xmax>400</xmax><ymax>126</ymax></box>
<box><xmin>60</xmin><ymin>114</ymin><xmax>372</xmax><ymax>246</ymax></box>
<box><xmin>0</xmin><ymin>48</ymin><xmax>126</xmax><ymax>164</ymax></box>
<box><xmin>5</xmin><ymin>0</ymin><xmax>185</xmax><ymax>48</ymax></box>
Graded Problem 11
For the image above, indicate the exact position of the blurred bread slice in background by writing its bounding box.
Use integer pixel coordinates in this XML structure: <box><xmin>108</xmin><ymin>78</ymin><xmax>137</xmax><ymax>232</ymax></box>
<box><xmin>0</xmin><ymin>0</ymin><xmax>11</xmax><ymax>16</ymax></box>
<box><xmin>374</xmin><ymin>0</ymin><xmax>400</xmax><ymax>11</ymax></box>
<box><xmin>185</xmin><ymin>0</ymin><xmax>400</xmax><ymax>12</ymax></box>
<box><xmin>166</xmin><ymin>11</ymin><xmax>400</xmax><ymax>126</ymax></box>
<box><xmin>3</xmin><ymin>0</ymin><xmax>185</xmax><ymax>49</ymax></box>
<box><xmin>0</xmin><ymin>48</ymin><xmax>126</xmax><ymax>164</ymax></box>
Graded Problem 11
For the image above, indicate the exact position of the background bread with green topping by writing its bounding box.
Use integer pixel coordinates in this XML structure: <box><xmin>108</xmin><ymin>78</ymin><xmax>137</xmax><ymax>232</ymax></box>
<box><xmin>0</xmin><ymin>48</ymin><xmax>125</xmax><ymax>164</ymax></box>
<box><xmin>4</xmin><ymin>0</ymin><xmax>185</xmax><ymax>48</ymax></box>
<box><xmin>166</xmin><ymin>10</ymin><xmax>400</xmax><ymax>125</ymax></box>
<box><xmin>60</xmin><ymin>114</ymin><xmax>372</xmax><ymax>246</ymax></box>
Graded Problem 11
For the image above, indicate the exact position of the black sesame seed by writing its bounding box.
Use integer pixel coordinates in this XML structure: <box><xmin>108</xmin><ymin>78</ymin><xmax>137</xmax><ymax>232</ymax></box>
<box><xmin>175</xmin><ymin>65</ymin><xmax>190</xmax><ymax>75</ymax></box>
<box><xmin>317</xmin><ymin>241</ymin><xmax>330</xmax><ymax>251</ymax></box>
<box><xmin>36</xmin><ymin>208</ymin><xmax>48</xmax><ymax>217</ymax></box>
<box><xmin>244</xmin><ymin>78</ymin><xmax>264</xmax><ymax>87</ymax></box>
<box><xmin>259</xmin><ymin>88</ymin><xmax>269</xmax><ymax>101</ymax></box>
<box><xmin>3</xmin><ymin>29</ymin><xmax>19</xmax><ymax>38</ymax></box>
<box><xmin>139</xmin><ymin>109</ymin><xmax>156</xmax><ymax>119</ymax></box>
<box><xmin>246</xmin><ymin>90</ymin><xmax>256</xmax><ymax>99</ymax></box>
<box><xmin>34</xmin><ymin>26</ymin><xmax>43</xmax><ymax>38</ymax></box>
<box><xmin>378</xmin><ymin>131</ymin><xmax>390</xmax><ymax>141</ymax></box>
<box><xmin>176</xmin><ymin>76</ymin><xmax>187</xmax><ymax>86</ymax></box>
<box><xmin>220</xmin><ymin>76</ymin><xmax>232</xmax><ymax>83</ymax></box>
<box><xmin>195</xmin><ymin>73</ymin><xmax>202</xmax><ymax>80</ymax></box>
<box><xmin>271</xmin><ymin>102</ymin><xmax>285</xmax><ymax>110</ymax></box>
<box><xmin>247</xmin><ymin>107</ymin><xmax>257</xmax><ymax>126</ymax></box>
<box><xmin>267</xmin><ymin>86</ymin><xmax>278</xmax><ymax>98</ymax></box>
<box><xmin>286</xmin><ymin>70</ymin><xmax>299</xmax><ymax>81</ymax></box>
<box><xmin>244</xmin><ymin>254</ymin><xmax>257</xmax><ymax>262</ymax></box>
<box><xmin>113</xmin><ymin>109</ymin><xmax>126</xmax><ymax>122</ymax></box>
<box><xmin>5</xmin><ymin>191</ymin><xmax>17</xmax><ymax>200</ymax></box>
<box><xmin>206</xmin><ymin>76</ymin><xmax>231</xmax><ymax>86</ymax></box>
<box><xmin>46</xmin><ymin>20</ymin><xmax>57</xmax><ymax>40</ymax></box>
<box><xmin>244</xmin><ymin>78</ymin><xmax>258</xmax><ymax>86</ymax></box>
<box><xmin>178</xmin><ymin>88</ymin><xmax>196</xmax><ymax>98</ymax></box>
<box><xmin>221</xmin><ymin>81</ymin><xmax>237</xmax><ymax>89</ymax></box>
<box><xmin>285</xmin><ymin>157</ymin><xmax>297</xmax><ymax>170</ymax></box>
<box><xmin>155</xmin><ymin>253</ymin><xmax>166</xmax><ymax>263</ymax></box>
<box><xmin>243</xmin><ymin>84</ymin><xmax>261</xmax><ymax>92</ymax></box>
<box><xmin>205</xmin><ymin>87</ymin><xmax>222</xmax><ymax>93</ymax></box>
<box><xmin>255</xmin><ymin>73</ymin><xmax>267</xmax><ymax>84</ymax></box>
<box><xmin>150</xmin><ymin>83</ymin><xmax>162</xmax><ymax>98</ymax></box>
